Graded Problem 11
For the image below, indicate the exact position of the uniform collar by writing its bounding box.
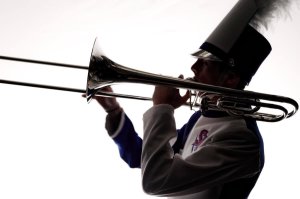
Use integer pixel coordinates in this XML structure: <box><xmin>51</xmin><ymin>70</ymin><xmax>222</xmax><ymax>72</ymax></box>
<box><xmin>201</xmin><ymin>109</ymin><xmax>230</xmax><ymax>118</ymax></box>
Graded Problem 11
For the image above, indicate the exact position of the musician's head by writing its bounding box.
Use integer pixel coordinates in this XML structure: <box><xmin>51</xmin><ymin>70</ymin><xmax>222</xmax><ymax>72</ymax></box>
<box><xmin>191</xmin><ymin>0</ymin><xmax>273</xmax><ymax>90</ymax></box>
<box><xmin>192</xmin><ymin>25</ymin><xmax>271</xmax><ymax>89</ymax></box>
<box><xmin>192</xmin><ymin>25</ymin><xmax>271</xmax><ymax>90</ymax></box>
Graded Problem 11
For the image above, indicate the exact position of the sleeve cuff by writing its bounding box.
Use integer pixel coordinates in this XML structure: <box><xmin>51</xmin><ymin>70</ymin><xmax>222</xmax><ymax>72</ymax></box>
<box><xmin>109</xmin><ymin>111</ymin><xmax>125</xmax><ymax>138</ymax></box>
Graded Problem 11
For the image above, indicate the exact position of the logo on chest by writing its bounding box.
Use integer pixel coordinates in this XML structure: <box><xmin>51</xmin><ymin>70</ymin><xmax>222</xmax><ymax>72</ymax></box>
<box><xmin>191</xmin><ymin>129</ymin><xmax>209</xmax><ymax>152</ymax></box>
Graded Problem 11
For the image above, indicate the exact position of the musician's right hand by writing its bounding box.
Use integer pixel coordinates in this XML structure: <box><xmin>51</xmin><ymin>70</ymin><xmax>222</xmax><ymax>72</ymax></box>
<box><xmin>152</xmin><ymin>75</ymin><xmax>190</xmax><ymax>109</ymax></box>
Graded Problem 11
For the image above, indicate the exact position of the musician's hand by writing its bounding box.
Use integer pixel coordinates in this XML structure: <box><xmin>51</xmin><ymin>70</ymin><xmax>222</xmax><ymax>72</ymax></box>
<box><xmin>152</xmin><ymin>75</ymin><xmax>190</xmax><ymax>109</ymax></box>
<box><xmin>82</xmin><ymin>86</ymin><xmax>121</xmax><ymax>113</ymax></box>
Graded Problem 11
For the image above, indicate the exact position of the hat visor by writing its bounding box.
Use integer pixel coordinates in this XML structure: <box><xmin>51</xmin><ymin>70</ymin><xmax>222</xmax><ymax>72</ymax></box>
<box><xmin>191</xmin><ymin>49</ymin><xmax>223</xmax><ymax>62</ymax></box>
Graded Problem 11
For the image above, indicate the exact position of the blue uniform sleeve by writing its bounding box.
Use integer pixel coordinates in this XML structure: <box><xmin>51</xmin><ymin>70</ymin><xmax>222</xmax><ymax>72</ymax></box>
<box><xmin>112</xmin><ymin>113</ymin><xmax>143</xmax><ymax>168</ymax></box>
<box><xmin>112</xmin><ymin>111</ymin><xmax>201</xmax><ymax>168</ymax></box>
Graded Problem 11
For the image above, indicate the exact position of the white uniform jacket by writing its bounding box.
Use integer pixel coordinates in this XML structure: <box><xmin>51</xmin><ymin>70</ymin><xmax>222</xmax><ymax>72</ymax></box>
<box><xmin>108</xmin><ymin>104</ymin><xmax>264</xmax><ymax>199</ymax></box>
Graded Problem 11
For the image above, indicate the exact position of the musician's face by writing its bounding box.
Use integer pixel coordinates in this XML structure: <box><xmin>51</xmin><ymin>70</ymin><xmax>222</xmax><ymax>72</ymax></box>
<box><xmin>191</xmin><ymin>59</ymin><xmax>224</xmax><ymax>86</ymax></box>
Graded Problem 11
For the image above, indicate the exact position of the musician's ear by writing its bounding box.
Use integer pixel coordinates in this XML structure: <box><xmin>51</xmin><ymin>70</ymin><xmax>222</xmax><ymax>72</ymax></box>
<box><xmin>223</xmin><ymin>72</ymin><xmax>241</xmax><ymax>89</ymax></box>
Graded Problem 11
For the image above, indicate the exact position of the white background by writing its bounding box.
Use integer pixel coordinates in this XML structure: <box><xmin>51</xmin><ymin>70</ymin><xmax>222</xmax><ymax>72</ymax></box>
<box><xmin>0</xmin><ymin>0</ymin><xmax>299</xmax><ymax>198</ymax></box>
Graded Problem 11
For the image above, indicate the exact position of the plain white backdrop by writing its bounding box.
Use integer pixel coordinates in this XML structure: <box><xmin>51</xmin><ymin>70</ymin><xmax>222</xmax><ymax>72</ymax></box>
<box><xmin>0</xmin><ymin>0</ymin><xmax>300</xmax><ymax>198</ymax></box>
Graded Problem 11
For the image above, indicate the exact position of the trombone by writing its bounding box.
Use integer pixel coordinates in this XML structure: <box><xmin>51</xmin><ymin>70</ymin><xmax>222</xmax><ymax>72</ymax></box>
<box><xmin>0</xmin><ymin>38</ymin><xmax>298</xmax><ymax>122</ymax></box>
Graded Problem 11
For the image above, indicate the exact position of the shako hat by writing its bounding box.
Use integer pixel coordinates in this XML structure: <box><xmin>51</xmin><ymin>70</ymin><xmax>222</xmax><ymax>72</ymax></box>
<box><xmin>192</xmin><ymin>0</ymin><xmax>272</xmax><ymax>83</ymax></box>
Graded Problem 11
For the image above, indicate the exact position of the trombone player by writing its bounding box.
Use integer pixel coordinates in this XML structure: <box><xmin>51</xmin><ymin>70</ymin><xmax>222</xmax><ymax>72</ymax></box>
<box><xmin>87</xmin><ymin>0</ymin><xmax>289</xmax><ymax>198</ymax></box>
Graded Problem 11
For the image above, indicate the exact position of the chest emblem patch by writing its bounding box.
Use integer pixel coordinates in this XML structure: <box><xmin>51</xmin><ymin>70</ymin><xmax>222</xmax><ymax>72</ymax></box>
<box><xmin>191</xmin><ymin>129</ymin><xmax>208</xmax><ymax>152</ymax></box>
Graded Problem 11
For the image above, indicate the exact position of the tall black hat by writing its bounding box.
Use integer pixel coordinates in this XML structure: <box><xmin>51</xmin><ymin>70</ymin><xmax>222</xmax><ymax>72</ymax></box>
<box><xmin>192</xmin><ymin>0</ymin><xmax>272</xmax><ymax>83</ymax></box>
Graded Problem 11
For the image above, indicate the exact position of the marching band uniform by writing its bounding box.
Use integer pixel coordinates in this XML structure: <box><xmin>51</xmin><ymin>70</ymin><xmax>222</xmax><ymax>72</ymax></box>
<box><xmin>106</xmin><ymin>105</ymin><xmax>264</xmax><ymax>198</ymax></box>
<box><xmin>104</xmin><ymin>0</ymin><xmax>275</xmax><ymax>198</ymax></box>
